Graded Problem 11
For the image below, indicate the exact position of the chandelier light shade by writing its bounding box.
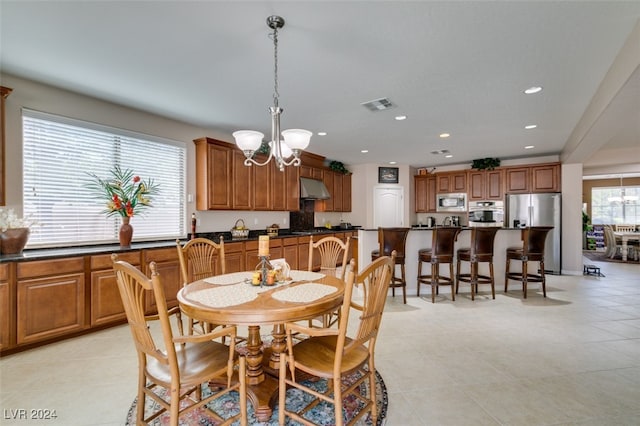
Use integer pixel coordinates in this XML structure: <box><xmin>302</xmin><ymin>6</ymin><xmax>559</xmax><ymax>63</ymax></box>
<box><xmin>233</xmin><ymin>15</ymin><xmax>312</xmax><ymax>172</ymax></box>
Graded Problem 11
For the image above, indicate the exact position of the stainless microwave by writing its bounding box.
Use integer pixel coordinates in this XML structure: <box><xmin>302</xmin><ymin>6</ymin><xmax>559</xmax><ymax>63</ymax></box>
<box><xmin>436</xmin><ymin>193</ymin><xmax>467</xmax><ymax>212</ymax></box>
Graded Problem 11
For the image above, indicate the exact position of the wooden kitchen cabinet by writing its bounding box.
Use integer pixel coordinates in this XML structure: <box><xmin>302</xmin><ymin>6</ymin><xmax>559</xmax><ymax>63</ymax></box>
<box><xmin>283</xmin><ymin>237</ymin><xmax>299</xmax><ymax>270</ymax></box>
<box><xmin>342</xmin><ymin>173</ymin><xmax>352</xmax><ymax>212</ymax></box>
<box><xmin>232</xmin><ymin>149</ymin><xmax>253</xmax><ymax>210</ymax></box>
<box><xmin>90</xmin><ymin>251</ymin><xmax>140</xmax><ymax>326</ymax></box>
<box><xmin>16</xmin><ymin>257</ymin><xmax>86</xmax><ymax>345</ymax></box>
<box><xmin>468</xmin><ymin>169</ymin><xmax>504</xmax><ymax>201</ymax></box>
<box><xmin>531</xmin><ymin>164</ymin><xmax>560</xmax><ymax>192</ymax></box>
<box><xmin>0</xmin><ymin>263</ymin><xmax>11</xmax><ymax>350</ymax></box>
<box><xmin>415</xmin><ymin>175</ymin><xmax>437</xmax><ymax>212</ymax></box>
<box><xmin>270</xmin><ymin>161</ymin><xmax>288</xmax><ymax>211</ymax></box>
<box><xmin>286</xmin><ymin>166</ymin><xmax>300</xmax><ymax>211</ymax></box>
<box><xmin>333</xmin><ymin>171</ymin><xmax>343</xmax><ymax>212</ymax></box>
<box><xmin>505</xmin><ymin>163</ymin><xmax>560</xmax><ymax>194</ymax></box>
<box><xmin>297</xmin><ymin>235</ymin><xmax>311</xmax><ymax>271</ymax></box>
<box><xmin>224</xmin><ymin>241</ymin><xmax>245</xmax><ymax>273</ymax></box>
<box><xmin>436</xmin><ymin>171</ymin><xmax>467</xmax><ymax>193</ymax></box>
<box><xmin>194</xmin><ymin>137</ymin><xmax>233</xmax><ymax>210</ymax></box>
<box><xmin>142</xmin><ymin>248</ymin><xmax>181</xmax><ymax>313</ymax></box>
<box><xmin>320</xmin><ymin>170</ymin><xmax>334</xmax><ymax>212</ymax></box>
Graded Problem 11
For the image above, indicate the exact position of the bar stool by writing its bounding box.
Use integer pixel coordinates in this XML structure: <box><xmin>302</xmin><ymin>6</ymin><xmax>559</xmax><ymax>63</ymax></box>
<box><xmin>371</xmin><ymin>227</ymin><xmax>410</xmax><ymax>304</ymax></box>
<box><xmin>505</xmin><ymin>226</ymin><xmax>553</xmax><ymax>298</ymax></box>
<box><xmin>455</xmin><ymin>227</ymin><xmax>500</xmax><ymax>300</ymax></box>
<box><xmin>417</xmin><ymin>227</ymin><xmax>461</xmax><ymax>303</ymax></box>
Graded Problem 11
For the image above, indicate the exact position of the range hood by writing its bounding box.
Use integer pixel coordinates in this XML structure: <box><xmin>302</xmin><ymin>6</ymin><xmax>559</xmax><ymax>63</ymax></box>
<box><xmin>300</xmin><ymin>177</ymin><xmax>331</xmax><ymax>200</ymax></box>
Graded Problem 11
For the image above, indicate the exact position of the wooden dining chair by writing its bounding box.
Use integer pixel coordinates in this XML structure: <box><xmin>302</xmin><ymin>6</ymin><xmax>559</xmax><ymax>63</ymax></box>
<box><xmin>615</xmin><ymin>224</ymin><xmax>636</xmax><ymax>232</ymax></box>
<box><xmin>111</xmin><ymin>254</ymin><xmax>247</xmax><ymax>426</ymax></box>
<box><xmin>176</xmin><ymin>237</ymin><xmax>225</xmax><ymax>334</ymax></box>
<box><xmin>308</xmin><ymin>235</ymin><xmax>351</xmax><ymax>327</ymax></box>
<box><xmin>279</xmin><ymin>254</ymin><xmax>395</xmax><ymax>426</ymax></box>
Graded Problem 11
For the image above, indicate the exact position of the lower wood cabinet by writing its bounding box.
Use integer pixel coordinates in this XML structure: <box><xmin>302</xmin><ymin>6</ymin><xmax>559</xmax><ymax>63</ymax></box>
<box><xmin>16</xmin><ymin>257</ymin><xmax>85</xmax><ymax>345</ymax></box>
<box><xmin>0</xmin><ymin>264</ymin><xmax>11</xmax><ymax>350</ymax></box>
<box><xmin>224</xmin><ymin>241</ymin><xmax>245</xmax><ymax>273</ymax></box>
<box><xmin>142</xmin><ymin>248</ymin><xmax>181</xmax><ymax>313</ymax></box>
<box><xmin>90</xmin><ymin>251</ymin><xmax>140</xmax><ymax>326</ymax></box>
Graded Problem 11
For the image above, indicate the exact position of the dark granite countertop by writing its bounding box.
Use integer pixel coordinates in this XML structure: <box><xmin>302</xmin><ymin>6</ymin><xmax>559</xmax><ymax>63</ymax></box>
<box><xmin>0</xmin><ymin>227</ymin><xmax>361</xmax><ymax>263</ymax></box>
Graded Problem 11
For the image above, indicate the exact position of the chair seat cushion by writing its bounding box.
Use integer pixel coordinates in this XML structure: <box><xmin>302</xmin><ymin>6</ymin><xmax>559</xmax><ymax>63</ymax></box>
<box><xmin>291</xmin><ymin>335</ymin><xmax>369</xmax><ymax>378</ymax></box>
<box><xmin>146</xmin><ymin>340</ymin><xmax>232</xmax><ymax>387</ymax></box>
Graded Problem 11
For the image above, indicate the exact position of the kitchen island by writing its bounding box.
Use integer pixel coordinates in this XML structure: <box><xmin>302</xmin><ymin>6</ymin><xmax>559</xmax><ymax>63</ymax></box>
<box><xmin>356</xmin><ymin>227</ymin><xmax>529</xmax><ymax>298</ymax></box>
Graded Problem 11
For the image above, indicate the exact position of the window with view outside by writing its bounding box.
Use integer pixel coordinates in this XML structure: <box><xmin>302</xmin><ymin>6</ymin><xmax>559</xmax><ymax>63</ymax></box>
<box><xmin>22</xmin><ymin>110</ymin><xmax>186</xmax><ymax>248</ymax></box>
<box><xmin>591</xmin><ymin>186</ymin><xmax>640</xmax><ymax>225</ymax></box>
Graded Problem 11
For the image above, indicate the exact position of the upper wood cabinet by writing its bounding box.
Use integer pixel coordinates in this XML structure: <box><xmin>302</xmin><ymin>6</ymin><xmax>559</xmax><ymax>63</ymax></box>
<box><xmin>414</xmin><ymin>175</ymin><xmax>437</xmax><ymax>212</ymax></box>
<box><xmin>436</xmin><ymin>171</ymin><xmax>467</xmax><ymax>193</ymax></box>
<box><xmin>194</xmin><ymin>137</ymin><xmax>352</xmax><ymax>212</ymax></box>
<box><xmin>232</xmin><ymin>149</ymin><xmax>253</xmax><ymax>210</ymax></box>
<box><xmin>194</xmin><ymin>137</ymin><xmax>233</xmax><ymax>210</ymax></box>
<box><xmin>531</xmin><ymin>164</ymin><xmax>561</xmax><ymax>193</ymax></box>
<box><xmin>505</xmin><ymin>163</ymin><xmax>560</xmax><ymax>194</ymax></box>
<box><xmin>468</xmin><ymin>169</ymin><xmax>504</xmax><ymax>201</ymax></box>
<box><xmin>342</xmin><ymin>173</ymin><xmax>352</xmax><ymax>212</ymax></box>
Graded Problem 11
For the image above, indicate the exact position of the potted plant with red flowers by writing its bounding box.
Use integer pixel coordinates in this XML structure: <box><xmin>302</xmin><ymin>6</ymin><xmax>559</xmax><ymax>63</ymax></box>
<box><xmin>87</xmin><ymin>166</ymin><xmax>159</xmax><ymax>247</ymax></box>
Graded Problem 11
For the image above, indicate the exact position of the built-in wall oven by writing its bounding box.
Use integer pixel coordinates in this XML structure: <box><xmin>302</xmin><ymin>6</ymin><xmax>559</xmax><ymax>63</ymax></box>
<box><xmin>468</xmin><ymin>200</ymin><xmax>504</xmax><ymax>227</ymax></box>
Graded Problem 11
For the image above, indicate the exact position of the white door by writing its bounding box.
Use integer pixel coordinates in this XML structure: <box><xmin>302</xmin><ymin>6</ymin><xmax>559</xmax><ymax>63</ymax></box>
<box><xmin>373</xmin><ymin>186</ymin><xmax>404</xmax><ymax>227</ymax></box>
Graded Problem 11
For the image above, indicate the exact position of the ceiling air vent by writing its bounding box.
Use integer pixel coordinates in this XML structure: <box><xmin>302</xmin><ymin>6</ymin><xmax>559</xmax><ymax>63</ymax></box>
<box><xmin>361</xmin><ymin>97</ymin><xmax>396</xmax><ymax>112</ymax></box>
<box><xmin>430</xmin><ymin>149</ymin><xmax>450</xmax><ymax>155</ymax></box>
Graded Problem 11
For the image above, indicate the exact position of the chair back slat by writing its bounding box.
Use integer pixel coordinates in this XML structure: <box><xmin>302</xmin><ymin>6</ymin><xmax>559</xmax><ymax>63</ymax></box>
<box><xmin>342</xmin><ymin>253</ymin><xmax>395</xmax><ymax>355</ymax></box>
<box><xmin>177</xmin><ymin>237</ymin><xmax>225</xmax><ymax>285</ymax></box>
<box><xmin>112</xmin><ymin>254</ymin><xmax>173</xmax><ymax>365</ymax></box>
<box><xmin>308</xmin><ymin>236</ymin><xmax>351</xmax><ymax>279</ymax></box>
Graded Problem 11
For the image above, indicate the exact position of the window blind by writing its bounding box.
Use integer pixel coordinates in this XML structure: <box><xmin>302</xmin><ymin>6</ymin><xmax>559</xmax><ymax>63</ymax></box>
<box><xmin>22</xmin><ymin>109</ymin><xmax>186</xmax><ymax>248</ymax></box>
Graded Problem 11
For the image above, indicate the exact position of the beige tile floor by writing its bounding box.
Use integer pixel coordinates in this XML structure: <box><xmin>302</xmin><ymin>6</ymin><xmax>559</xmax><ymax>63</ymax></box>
<box><xmin>1</xmin><ymin>257</ymin><xmax>639</xmax><ymax>425</ymax></box>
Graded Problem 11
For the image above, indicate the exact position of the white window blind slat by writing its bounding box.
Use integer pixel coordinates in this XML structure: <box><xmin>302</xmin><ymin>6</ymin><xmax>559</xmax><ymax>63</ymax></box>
<box><xmin>22</xmin><ymin>110</ymin><xmax>186</xmax><ymax>248</ymax></box>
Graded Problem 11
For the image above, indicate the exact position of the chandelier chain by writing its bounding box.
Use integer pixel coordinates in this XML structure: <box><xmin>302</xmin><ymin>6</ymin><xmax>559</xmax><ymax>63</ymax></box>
<box><xmin>271</xmin><ymin>26</ymin><xmax>279</xmax><ymax>107</ymax></box>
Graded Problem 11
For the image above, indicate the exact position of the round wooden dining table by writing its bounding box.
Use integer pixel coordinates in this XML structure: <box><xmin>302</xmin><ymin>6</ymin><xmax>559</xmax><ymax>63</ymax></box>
<box><xmin>177</xmin><ymin>270</ymin><xmax>345</xmax><ymax>422</ymax></box>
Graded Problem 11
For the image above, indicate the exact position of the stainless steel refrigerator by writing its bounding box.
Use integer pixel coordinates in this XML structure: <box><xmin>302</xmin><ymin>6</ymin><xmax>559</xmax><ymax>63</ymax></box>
<box><xmin>506</xmin><ymin>193</ymin><xmax>561</xmax><ymax>274</ymax></box>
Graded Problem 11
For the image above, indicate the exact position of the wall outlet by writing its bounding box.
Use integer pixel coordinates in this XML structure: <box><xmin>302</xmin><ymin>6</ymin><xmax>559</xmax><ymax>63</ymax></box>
<box><xmin>254</xmin><ymin>218</ymin><xmax>258</xmax><ymax>225</ymax></box>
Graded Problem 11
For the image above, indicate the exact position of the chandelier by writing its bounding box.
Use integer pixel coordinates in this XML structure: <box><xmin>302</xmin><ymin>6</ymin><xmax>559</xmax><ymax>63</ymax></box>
<box><xmin>232</xmin><ymin>15</ymin><xmax>312</xmax><ymax>172</ymax></box>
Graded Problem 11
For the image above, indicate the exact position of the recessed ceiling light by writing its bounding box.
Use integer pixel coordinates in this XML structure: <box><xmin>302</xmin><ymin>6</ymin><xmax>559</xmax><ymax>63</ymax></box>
<box><xmin>317</xmin><ymin>132</ymin><xmax>327</xmax><ymax>136</ymax></box>
<box><xmin>445</xmin><ymin>154</ymin><xmax>453</xmax><ymax>158</ymax></box>
<box><xmin>361</xmin><ymin>149</ymin><xmax>369</xmax><ymax>153</ymax></box>
<box><xmin>524</xmin><ymin>86</ymin><xmax>543</xmax><ymax>95</ymax></box>
<box><xmin>524</xmin><ymin>145</ymin><xmax>535</xmax><ymax>149</ymax></box>
<box><xmin>439</xmin><ymin>133</ymin><xmax>450</xmax><ymax>138</ymax></box>
<box><xmin>524</xmin><ymin>124</ymin><xmax>537</xmax><ymax>130</ymax></box>
<box><xmin>395</xmin><ymin>115</ymin><xmax>407</xmax><ymax>121</ymax></box>
<box><xmin>389</xmin><ymin>161</ymin><xmax>397</xmax><ymax>165</ymax></box>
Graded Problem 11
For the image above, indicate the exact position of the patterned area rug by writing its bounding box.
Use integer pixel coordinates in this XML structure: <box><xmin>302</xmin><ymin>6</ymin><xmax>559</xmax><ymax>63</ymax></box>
<box><xmin>125</xmin><ymin>366</ymin><xmax>387</xmax><ymax>425</ymax></box>
<box><xmin>583</xmin><ymin>250</ymin><xmax>639</xmax><ymax>264</ymax></box>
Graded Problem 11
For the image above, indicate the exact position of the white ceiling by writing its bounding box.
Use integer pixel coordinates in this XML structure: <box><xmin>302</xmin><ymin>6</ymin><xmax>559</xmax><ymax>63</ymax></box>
<box><xmin>1</xmin><ymin>1</ymin><xmax>639</xmax><ymax>172</ymax></box>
